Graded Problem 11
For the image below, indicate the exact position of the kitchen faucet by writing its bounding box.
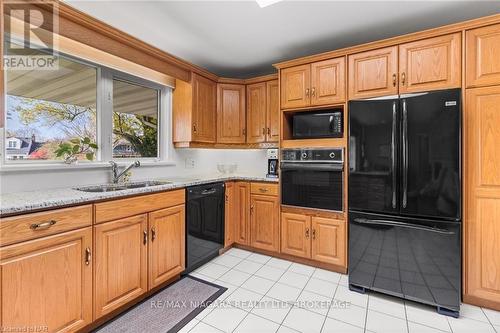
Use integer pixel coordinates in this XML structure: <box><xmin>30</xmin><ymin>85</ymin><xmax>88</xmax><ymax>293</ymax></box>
<box><xmin>109</xmin><ymin>160</ymin><xmax>141</xmax><ymax>183</ymax></box>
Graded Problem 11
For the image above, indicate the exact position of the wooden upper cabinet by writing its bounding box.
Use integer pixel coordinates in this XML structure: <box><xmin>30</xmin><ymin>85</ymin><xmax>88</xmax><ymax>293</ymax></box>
<box><xmin>224</xmin><ymin>182</ymin><xmax>235</xmax><ymax>247</ymax></box>
<box><xmin>247</xmin><ymin>82</ymin><xmax>267</xmax><ymax>143</ymax></box>
<box><xmin>217</xmin><ymin>83</ymin><xmax>246</xmax><ymax>143</ymax></box>
<box><xmin>399</xmin><ymin>33</ymin><xmax>461</xmax><ymax>93</ymax></box>
<box><xmin>94</xmin><ymin>214</ymin><xmax>148</xmax><ymax>319</ymax></box>
<box><xmin>192</xmin><ymin>73</ymin><xmax>217</xmax><ymax>142</ymax></box>
<box><xmin>281</xmin><ymin>64</ymin><xmax>311</xmax><ymax>109</ymax></box>
<box><xmin>148</xmin><ymin>205</ymin><xmax>185</xmax><ymax>289</ymax></box>
<box><xmin>348</xmin><ymin>46</ymin><xmax>398</xmax><ymax>99</ymax></box>
<box><xmin>281</xmin><ymin>212</ymin><xmax>311</xmax><ymax>258</ymax></box>
<box><xmin>266</xmin><ymin>80</ymin><xmax>280</xmax><ymax>142</ymax></box>
<box><xmin>466</xmin><ymin>23</ymin><xmax>500</xmax><ymax>88</ymax></box>
<box><xmin>464</xmin><ymin>86</ymin><xmax>500</xmax><ymax>311</ymax></box>
<box><xmin>311</xmin><ymin>57</ymin><xmax>346</xmax><ymax>106</ymax></box>
<box><xmin>311</xmin><ymin>217</ymin><xmax>346</xmax><ymax>267</ymax></box>
<box><xmin>235</xmin><ymin>182</ymin><xmax>251</xmax><ymax>245</ymax></box>
<box><xmin>250</xmin><ymin>194</ymin><xmax>280</xmax><ymax>252</ymax></box>
<box><xmin>0</xmin><ymin>228</ymin><xmax>93</xmax><ymax>333</ymax></box>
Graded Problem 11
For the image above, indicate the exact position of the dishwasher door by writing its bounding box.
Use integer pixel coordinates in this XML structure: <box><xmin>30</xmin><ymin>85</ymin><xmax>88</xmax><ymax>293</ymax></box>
<box><xmin>185</xmin><ymin>182</ymin><xmax>225</xmax><ymax>273</ymax></box>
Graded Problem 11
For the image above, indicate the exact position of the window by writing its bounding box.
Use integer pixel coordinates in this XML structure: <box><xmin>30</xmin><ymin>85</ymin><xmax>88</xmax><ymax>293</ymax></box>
<box><xmin>3</xmin><ymin>40</ymin><xmax>169</xmax><ymax>165</ymax></box>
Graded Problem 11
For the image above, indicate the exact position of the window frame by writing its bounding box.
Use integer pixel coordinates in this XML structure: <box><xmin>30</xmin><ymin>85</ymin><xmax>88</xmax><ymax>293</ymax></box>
<box><xmin>1</xmin><ymin>43</ymin><xmax>172</xmax><ymax>167</ymax></box>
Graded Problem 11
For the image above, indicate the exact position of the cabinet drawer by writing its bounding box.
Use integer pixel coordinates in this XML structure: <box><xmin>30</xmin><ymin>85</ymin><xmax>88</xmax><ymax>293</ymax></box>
<box><xmin>251</xmin><ymin>182</ymin><xmax>278</xmax><ymax>196</ymax></box>
<box><xmin>0</xmin><ymin>205</ymin><xmax>92</xmax><ymax>246</ymax></box>
<box><xmin>95</xmin><ymin>190</ymin><xmax>185</xmax><ymax>224</ymax></box>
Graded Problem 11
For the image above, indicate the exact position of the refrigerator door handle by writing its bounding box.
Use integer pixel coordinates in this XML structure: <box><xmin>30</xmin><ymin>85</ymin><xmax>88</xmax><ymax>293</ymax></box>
<box><xmin>392</xmin><ymin>101</ymin><xmax>397</xmax><ymax>209</ymax></box>
<box><xmin>402</xmin><ymin>99</ymin><xmax>408</xmax><ymax>209</ymax></box>
<box><xmin>353</xmin><ymin>218</ymin><xmax>455</xmax><ymax>235</ymax></box>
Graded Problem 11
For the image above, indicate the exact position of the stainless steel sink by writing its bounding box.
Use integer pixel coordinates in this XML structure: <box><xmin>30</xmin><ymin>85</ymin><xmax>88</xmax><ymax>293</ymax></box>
<box><xmin>74</xmin><ymin>180</ymin><xmax>172</xmax><ymax>193</ymax></box>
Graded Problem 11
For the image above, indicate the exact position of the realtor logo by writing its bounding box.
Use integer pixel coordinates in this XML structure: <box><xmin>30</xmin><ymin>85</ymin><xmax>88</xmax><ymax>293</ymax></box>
<box><xmin>2</xmin><ymin>0</ymin><xmax>59</xmax><ymax>70</ymax></box>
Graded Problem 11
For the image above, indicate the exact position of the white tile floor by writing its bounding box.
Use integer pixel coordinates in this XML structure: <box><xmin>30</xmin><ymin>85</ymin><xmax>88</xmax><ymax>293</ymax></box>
<box><xmin>184</xmin><ymin>248</ymin><xmax>500</xmax><ymax>333</ymax></box>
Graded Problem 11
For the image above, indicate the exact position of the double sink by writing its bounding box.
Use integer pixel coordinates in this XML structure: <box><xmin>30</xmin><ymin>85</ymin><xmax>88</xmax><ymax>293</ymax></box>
<box><xmin>75</xmin><ymin>180</ymin><xmax>172</xmax><ymax>193</ymax></box>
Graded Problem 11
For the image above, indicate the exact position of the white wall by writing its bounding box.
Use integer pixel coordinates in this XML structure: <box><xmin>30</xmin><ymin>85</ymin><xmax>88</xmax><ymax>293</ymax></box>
<box><xmin>0</xmin><ymin>148</ymin><xmax>269</xmax><ymax>194</ymax></box>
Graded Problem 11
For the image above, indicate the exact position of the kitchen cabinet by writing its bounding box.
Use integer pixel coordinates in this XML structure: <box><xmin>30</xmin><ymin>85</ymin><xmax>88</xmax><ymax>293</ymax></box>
<box><xmin>0</xmin><ymin>227</ymin><xmax>93</xmax><ymax>332</ymax></box>
<box><xmin>281</xmin><ymin>58</ymin><xmax>345</xmax><ymax>109</ymax></box>
<box><xmin>464</xmin><ymin>86</ymin><xmax>500</xmax><ymax>311</ymax></box>
<box><xmin>466</xmin><ymin>23</ymin><xmax>500</xmax><ymax>88</ymax></box>
<box><xmin>148</xmin><ymin>205</ymin><xmax>185</xmax><ymax>289</ymax></box>
<box><xmin>281</xmin><ymin>212</ymin><xmax>347</xmax><ymax>267</ymax></box>
<box><xmin>266</xmin><ymin>79</ymin><xmax>280</xmax><ymax>142</ymax></box>
<box><xmin>224</xmin><ymin>182</ymin><xmax>235</xmax><ymax>247</ymax></box>
<box><xmin>235</xmin><ymin>182</ymin><xmax>251</xmax><ymax>245</ymax></box>
<box><xmin>173</xmin><ymin>73</ymin><xmax>217</xmax><ymax>146</ymax></box>
<box><xmin>250</xmin><ymin>184</ymin><xmax>279</xmax><ymax>252</ymax></box>
<box><xmin>348</xmin><ymin>46</ymin><xmax>399</xmax><ymax>99</ymax></box>
<box><xmin>399</xmin><ymin>33</ymin><xmax>461</xmax><ymax>93</ymax></box>
<box><xmin>246</xmin><ymin>82</ymin><xmax>267</xmax><ymax>143</ymax></box>
<box><xmin>94</xmin><ymin>214</ymin><xmax>149</xmax><ymax>319</ymax></box>
<box><xmin>217</xmin><ymin>83</ymin><xmax>246</xmax><ymax>143</ymax></box>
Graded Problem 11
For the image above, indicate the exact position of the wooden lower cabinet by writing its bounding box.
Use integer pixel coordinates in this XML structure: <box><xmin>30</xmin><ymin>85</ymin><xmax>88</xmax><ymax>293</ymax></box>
<box><xmin>235</xmin><ymin>182</ymin><xmax>251</xmax><ymax>245</ymax></box>
<box><xmin>94</xmin><ymin>214</ymin><xmax>148</xmax><ymax>319</ymax></box>
<box><xmin>464</xmin><ymin>86</ymin><xmax>500</xmax><ymax>310</ymax></box>
<box><xmin>311</xmin><ymin>217</ymin><xmax>346</xmax><ymax>266</ymax></box>
<box><xmin>224</xmin><ymin>182</ymin><xmax>235</xmax><ymax>247</ymax></box>
<box><xmin>0</xmin><ymin>227</ymin><xmax>93</xmax><ymax>333</ymax></box>
<box><xmin>148</xmin><ymin>205</ymin><xmax>185</xmax><ymax>289</ymax></box>
<box><xmin>250</xmin><ymin>194</ymin><xmax>280</xmax><ymax>252</ymax></box>
<box><xmin>281</xmin><ymin>212</ymin><xmax>311</xmax><ymax>258</ymax></box>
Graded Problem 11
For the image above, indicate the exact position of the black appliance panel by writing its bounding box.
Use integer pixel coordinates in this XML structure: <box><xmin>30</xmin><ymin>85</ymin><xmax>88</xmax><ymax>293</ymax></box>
<box><xmin>292</xmin><ymin>110</ymin><xmax>343</xmax><ymax>139</ymax></box>
<box><xmin>401</xmin><ymin>89</ymin><xmax>461</xmax><ymax>220</ymax></box>
<box><xmin>348</xmin><ymin>211</ymin><xmax>460</xmax><ymax>311</ymax></box>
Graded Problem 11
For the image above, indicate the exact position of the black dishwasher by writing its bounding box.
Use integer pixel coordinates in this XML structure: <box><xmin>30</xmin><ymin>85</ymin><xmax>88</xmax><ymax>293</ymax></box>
<box><xmin>185</xmin><ymin>182</ymin><xmax>225</xmax><ymax>273</ymax></box>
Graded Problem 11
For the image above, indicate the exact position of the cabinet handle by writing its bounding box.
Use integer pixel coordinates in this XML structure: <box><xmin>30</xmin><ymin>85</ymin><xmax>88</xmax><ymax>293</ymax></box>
<box><xmin>311</xmin><ymin>87</ymin><xmax>315</xmax><ymax>97</ymax></box>
<box><xmin>30</xmin><ymin>220</ymin><xmax>56</xmax><ymax>230</ymax></box>
<box><xmin>392</xmin><ymin>74</ymin><xmax>397</xmax><ymax>87</ymax></box>
<box><xmin>312</xmin><ymin>229</ymin><xmax>316</xmax><ymax>240</ymax></box>
<box><xmin>151</xmin><ymin>227</ymin><xmax>156</xmax><ymax>242</ymax></box>
<box><xmin>143</xmin><ymin>230</ymin><xmax>148</xmax><ymax>245</ymax></box>
<box><xmin>225</xmin><ymin>194</ymin><xmax>229</xmax><ymax>202</ymax></box>
<box><xmin>250</xmin><ymin>205</ymin><xmax>254</xmax><ymax>215</ymax></box>
<box><xmin>85</xmin><ymin>247</ymin><xmax>91</xmax><ymax>266</ymax></box>
<box><xmin>401</xmin><ymin>72</ymin><xmax>406</xmax><ymax>86</ymax></box>
<box><xmin>305</xmin><ymin>88</ymin><xmax>310</xmax><ymax>97</ymax></box>
<box><xmin>193</xmin><ymin>124</ymin><xmax>197</xmax><ymax>133</ymax></box>
<box><xmin>243</xmin><ymin>128</ymin><xmax>246</xmax><ymax>135</ymax></box>
<box><xmin>305</xmin><ymin>228</ymin><xmax>310</xmax><ymax>239</ymax></box>
<box><xmin>262</xmin><ymin>127</ymin><xmax>266</xmax><ymax>135</ymax></box>
<box><xmin>267</xmin><ymin>127</ymin><xmax>271</xmax><ymax>135</ymax></box>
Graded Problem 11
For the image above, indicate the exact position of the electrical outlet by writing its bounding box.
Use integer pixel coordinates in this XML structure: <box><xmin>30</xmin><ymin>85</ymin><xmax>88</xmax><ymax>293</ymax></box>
<box><xmin>185</xmin><ymin>158</ymin><xmax>195</xmax><ymax>169</ymax></box>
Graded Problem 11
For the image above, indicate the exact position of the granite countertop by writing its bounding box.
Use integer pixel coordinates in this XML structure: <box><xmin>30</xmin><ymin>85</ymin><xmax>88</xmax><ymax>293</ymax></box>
<box><xmin>0</xmin><ymin>174</ymin><xmax>279</xmax><ymax>216</ymax></box>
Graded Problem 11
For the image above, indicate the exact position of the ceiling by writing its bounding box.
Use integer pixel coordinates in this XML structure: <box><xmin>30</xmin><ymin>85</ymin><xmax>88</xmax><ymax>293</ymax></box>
<box><xmin>67</xmin><ymin>1</ymin><xmax>500</xmax><ymax>79</ymax></box>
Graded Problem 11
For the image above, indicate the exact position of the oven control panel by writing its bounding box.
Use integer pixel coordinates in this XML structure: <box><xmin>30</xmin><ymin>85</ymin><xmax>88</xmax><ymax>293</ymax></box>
<box><xmin>282</xmin><ymin>148</ymin><xmax>344</xmax><ymax>163</ymax></box>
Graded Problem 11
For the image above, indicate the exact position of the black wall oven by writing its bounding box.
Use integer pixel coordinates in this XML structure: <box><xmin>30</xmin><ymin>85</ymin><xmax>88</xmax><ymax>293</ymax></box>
<box><xmin>281</xmin><ymin>148</ymin><xmax>344</xmax><ymax>211</ymax></box>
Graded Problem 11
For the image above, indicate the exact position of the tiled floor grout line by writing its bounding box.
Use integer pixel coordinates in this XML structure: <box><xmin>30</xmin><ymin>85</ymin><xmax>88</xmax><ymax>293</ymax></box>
<box><xmin>403</xmin><ymin>299</ymin><xmax>410</xmax><ymax>333</ymax></box>
<box><xmin>363</xmin><ymin>293</ymin><xmax>370</xmax><ymax>333</ymax></box>
<box><xmin>319</xmin><ymin>276</ymin><xmax>340</xmax><ymax>333</ymax></box>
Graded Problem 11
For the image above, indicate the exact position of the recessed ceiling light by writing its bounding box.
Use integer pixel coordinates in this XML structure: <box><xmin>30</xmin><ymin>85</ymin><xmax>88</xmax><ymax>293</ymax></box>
<box><xmin>256</xmin><ymin>0</ymin><xmax>283</xmax><ymax>8</ymax></box>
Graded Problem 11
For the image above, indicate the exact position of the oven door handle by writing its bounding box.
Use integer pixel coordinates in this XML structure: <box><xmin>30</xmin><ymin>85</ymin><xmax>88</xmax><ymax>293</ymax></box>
<box><xmin>352</xmin><ymin>218</ymin><xmax>455</xmax><ymax>235</ymax></box>
<box><xmin>280</xmin><ymin>163</ymin><xmax>344</xmax><ymax>171</ymax></box>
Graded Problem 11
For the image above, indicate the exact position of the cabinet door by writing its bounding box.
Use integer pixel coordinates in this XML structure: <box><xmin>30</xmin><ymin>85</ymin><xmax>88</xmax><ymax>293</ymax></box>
<box><xmin>464</xmin><ymin>87</ymin><xmax>500</xmax><ymax>310</ymax></box>
<box><xmin>250</xmin><ymin>194</ymin><xmax>280</xmax><ymax>252</ymax></box>
<box><xmin>311</xmin><ymin>217</ymin><xmax>346</xmax><ymax>267</ymax></box>
<box><xmin>281</xmin><ymin>212</ymin><xmax>310</xmax><ymax>258</ymax></box>
<box><xmin>247</xmin><ymin>83</ymin><xmax>267</xmax><ymax>143</ymax></box>
<box><xmin>94</xmin><ymin>214</ymin><xmax>148</xmax><ymax>319</ymax></box>
<box><xmin>281</xmin><ymin>64</ymin><xmax>311</xmax><ymax>109</ymax></box>
<box><xmin>235</xmin><ymin>182</ymin><xmax>251</xmax><ymax>245</ymax></box>
<box><xmin>0</xmin><ymin>227</ymin><xmax>92</xmax><ymax>333</ymax></box>
<box><xmin>224</xmin><ymin>182</ymin><xmax>235</xmax><ymax>247</ymax></box>
<box><xmin>266</xmin><ymin>80</ymin><xmax>280</xmax><ymax>142</ymax></box>
<box><xmin>217</xmin><ymin>84</ymin><xmax>246</xmax><ymax>143</ymax></box>
<box><xmin>311</xmin><ymin>57</ymin><xmax>345</xmax><ymax>106</ymax></box>
<box><xmin>399</xmin><ymin>33</ymin><xmax>461</xmax><ymax>93</ymax></box>
<box><xmin>148</xmin><ymin>205</ymin><xmax>185</xmax><ymax>289</ymax></box>
<box><xmin>192</xmin><ymin>73</ymin><xmax>217</xmax><ymax>143</ymax></box>
<box><xmin>348</xmin><ymin>46</ymin><xmax>398</xmax><ymax>99</ymax></box>
<box><xmin>466</xmin><ymin>23</ymin><xmax>500</xmax><ymax>88</ymax></box>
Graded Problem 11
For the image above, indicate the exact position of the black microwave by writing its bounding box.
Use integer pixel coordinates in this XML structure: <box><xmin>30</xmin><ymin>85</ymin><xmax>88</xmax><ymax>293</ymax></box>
<box><xmin>292</xmin><ymin>110</ymin><xmax>343</xmax><ymax>139</ymax></box>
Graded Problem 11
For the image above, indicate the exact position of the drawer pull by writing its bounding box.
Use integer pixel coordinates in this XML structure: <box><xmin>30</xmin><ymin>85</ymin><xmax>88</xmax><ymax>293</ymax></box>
<box><xmin>85</xmin><ymin>247</ymin><xmax>91</xmax><ymax>265</ymax></box>
<box><xmin>151</xmin><ymin>227</ymin><xmax>156</xmax><ymax>242</ymax></box>
<box><xmin>30</xmin><ymin>220</ymin><xmax>56</xmax><ymax>230</ymax></box>
<box><xmin>312</xmin><ymin>229</ymin><xmax>316</xmax><ymax>240</ymax></box>
<box><xmin>143</xmin><ymin>230</ymin><xmax>148</xmax><ymax>245</ymax></box>
<box><xmin>305</xmin><ymin>227</ymin><xmax>310</xmax><ymax>239</ymax></box>
<box><xmin>259</xmin><ymin>188</ymin><xmax>268</xmax><ymax>192</ymax></box>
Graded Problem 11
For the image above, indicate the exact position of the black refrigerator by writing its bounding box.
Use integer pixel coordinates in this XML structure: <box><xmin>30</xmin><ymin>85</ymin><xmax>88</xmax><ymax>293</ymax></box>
<box><xmin>348</xmin><ymin>88</ymin><xmax>461</xmax><ymax>317</ymax></box>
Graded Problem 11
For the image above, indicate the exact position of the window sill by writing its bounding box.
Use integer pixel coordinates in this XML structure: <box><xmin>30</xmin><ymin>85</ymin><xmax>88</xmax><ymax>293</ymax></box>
<box><xmin>0</xmin><ymin>160</ymin><xmax>176</xmax><ymax>173</ymax></box>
